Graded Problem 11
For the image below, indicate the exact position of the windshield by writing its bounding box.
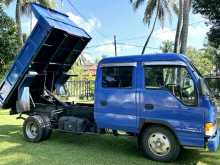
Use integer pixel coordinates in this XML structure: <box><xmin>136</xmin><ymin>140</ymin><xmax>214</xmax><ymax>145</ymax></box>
<box><xmin>190</xmin><ymin>62</ymin><xmax>212</xmax><ymax>97</ymax></box>
<box><xmin>201</xmin><ymin>78</ymin><xmax>212</xmax><ymax>97</ymax></box>
<box><xmin>190</xmin><ymin>62</ymin><xmax>203</xmax><ymax>77</ymax></box>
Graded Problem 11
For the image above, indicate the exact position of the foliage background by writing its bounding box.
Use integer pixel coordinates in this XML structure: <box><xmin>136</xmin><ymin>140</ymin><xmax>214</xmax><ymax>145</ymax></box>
<box><xmin>186</xmin><ymin>47</ymin><xmax>213</xmax><ymax>75</ymax></box>
<box><xmin>193</xmin><ymin>0</ymin><xmax>220</xmax><ymax>48</ymax></box>
<box><xmin>0</xmin><ymin>3</ymin><xmax>21</xmax><ymax>80</ymax></box>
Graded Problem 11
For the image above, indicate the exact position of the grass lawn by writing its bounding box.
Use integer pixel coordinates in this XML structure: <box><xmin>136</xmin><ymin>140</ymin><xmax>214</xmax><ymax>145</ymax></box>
<box><xmin>0</xmin><ymin>110</ymin><xmax>220</xmax><ymax>165</ymax></box>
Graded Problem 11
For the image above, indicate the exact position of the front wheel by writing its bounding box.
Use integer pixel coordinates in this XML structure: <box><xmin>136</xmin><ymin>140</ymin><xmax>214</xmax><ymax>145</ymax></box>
<box><xmin>140</xmin><ymin>126</ymin><xmax>180</xmax><ymax>162</ymax></box>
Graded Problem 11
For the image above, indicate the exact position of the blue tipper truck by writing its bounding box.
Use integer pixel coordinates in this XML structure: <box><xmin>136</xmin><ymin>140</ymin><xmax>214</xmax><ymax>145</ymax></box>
<box><xmin>0</xmin><ymin>3</ymin><xmax>219</xmax><ymax>162</ymax></box>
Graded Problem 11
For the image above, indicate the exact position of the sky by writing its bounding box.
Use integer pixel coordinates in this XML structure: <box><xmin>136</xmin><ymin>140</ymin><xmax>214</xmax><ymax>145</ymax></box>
<box><xmin>4</xmin><ymin>0</ymin><xmax>210</xmax><ymax>62</ymax></box>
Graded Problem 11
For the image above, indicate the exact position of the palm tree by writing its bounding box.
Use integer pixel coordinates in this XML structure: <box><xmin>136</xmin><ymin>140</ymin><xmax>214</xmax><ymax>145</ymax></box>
<box><xmin>130</xmin><ymin>0</ymin><xmax>177</xmax><ymax>54</ymax></box>
<box><xmin>179</xmin><ymin>0</ymin><xmax>192</xmax><ymax>54</ymax></box>
<box><xmin>174</xmin><ymin>0</ymin><xmax>183</xmax><ymax>53</ymax></box>
<box><xmin>160</xmin><ymin>40</ymin><xmax>173</xmax><ymax>53</ymax></box>
<box><xmin>3</xmin><ymin>0</ymin><xmax>56</xmax><ymax>45</ymax></box>
<box><xmin>174</xmin><ymin>0</ymin><xmax>192</xmax><ymax>54</ymax></box>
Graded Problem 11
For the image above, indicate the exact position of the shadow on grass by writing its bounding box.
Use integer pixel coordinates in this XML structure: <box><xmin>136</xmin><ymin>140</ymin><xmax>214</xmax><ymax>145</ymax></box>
<box><xmin>0</xmin><ymin>124</ymin><xmax>219</xmax><ymax>165</ymax></box>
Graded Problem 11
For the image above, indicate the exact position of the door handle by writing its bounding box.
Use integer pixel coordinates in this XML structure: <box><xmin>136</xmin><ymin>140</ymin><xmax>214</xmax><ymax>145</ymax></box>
<box><xmin>100</xmin><ymin>100</ymin><xmax>107</xmax><ymax>106</ymax></box>
<box><xmin>144</xmin><ymin>104</ymin><xmax>154</xmax><ymax>110</ymax></box>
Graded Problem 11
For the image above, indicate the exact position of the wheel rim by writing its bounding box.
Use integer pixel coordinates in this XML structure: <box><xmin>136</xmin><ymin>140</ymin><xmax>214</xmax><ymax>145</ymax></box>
<box><xmin>26</xmin><ymin>121</ymin><xmax>38</xmax><ymax>139</ymax></box>
<box><xmin>148</xmin><ymin>132</ymin><xmax>171</xmax><ymax>157</ymax></box>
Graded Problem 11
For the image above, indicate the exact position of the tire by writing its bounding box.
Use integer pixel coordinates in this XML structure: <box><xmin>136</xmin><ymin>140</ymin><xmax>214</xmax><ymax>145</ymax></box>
<box><xmin>140</xmin><ymin>126</ymin><xmax>180</xmax><ymax>162</ymax></box>
<box><xmin>43</xmin><ymin>126</ymin><xmax>52</xmax><ymax>140</ymax></box>
<box><xmin>23</xmin><ymin>115</ymin><xmax>45</xmax><ymax>142</ymax></box>
<box><xmin>40</xmin><ymin>115</ymin><xmax>52</xmax><ymax>140</ymax></box>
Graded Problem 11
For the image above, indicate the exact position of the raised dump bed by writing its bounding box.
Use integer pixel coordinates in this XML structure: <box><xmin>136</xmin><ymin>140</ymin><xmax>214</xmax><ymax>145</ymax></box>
<box><xmin>0</xmin><ymin>3</ymin><xmax>91</xmax><ymax>109</ymax></box>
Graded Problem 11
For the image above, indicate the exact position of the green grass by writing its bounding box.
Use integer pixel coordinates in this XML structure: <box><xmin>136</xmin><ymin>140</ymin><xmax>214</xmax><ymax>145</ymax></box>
<box><xmin>0</xmin><ymin>111</ymin><xmax>219</xmax><ymax>165</ymax></box>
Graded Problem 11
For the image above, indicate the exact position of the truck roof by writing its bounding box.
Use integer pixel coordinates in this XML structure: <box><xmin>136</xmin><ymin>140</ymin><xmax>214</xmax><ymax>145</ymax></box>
<box><xmin>99</xmin><ymin>53</ymin><xmax>191</xmax><ymax>64</ymax></box>
<box><xmin>0</xmin><ymin>3</ymin><xmax>91</xmax><ymax>108</ymax></box>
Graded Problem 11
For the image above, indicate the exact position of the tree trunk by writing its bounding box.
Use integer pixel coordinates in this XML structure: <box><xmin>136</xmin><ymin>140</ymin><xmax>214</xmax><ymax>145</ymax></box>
<box><xmin>174</xmin><ymin>0</ymin><xmax>183</xmax><ymax>53</ymax></box>
<box><xmin>30</xmin><ymin>11</ymin><xmax>32</xmax><ymax>33</ymax></box>
<box><xmin>180</xmin><ymin>0</ymin><xmax>192</xmax><ymax>54</ymax></box>
<box><xmin>16</xmin><ymin>0</ymin><xmax>23</xmax><ymax>45</ymax></box>
<box><xmin>141</xmin><ymin>1</ymin><xmax>160</xmax><ymax>55</ymax></box>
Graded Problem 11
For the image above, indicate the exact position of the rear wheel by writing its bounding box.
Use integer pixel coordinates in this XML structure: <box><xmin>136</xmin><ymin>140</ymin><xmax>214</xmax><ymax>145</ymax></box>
<box><xmin>140</xmin><ymin>126</ymin><xmax>180</xmax><ymax>162</ymax></box>
<box><xmin>23</xmin><ymin>115</ymin><xmax>45</xmax><ymax>142</ymax></box>
<box><xmin>40</xmin><ymin>115</ymin><xmax>52</xmax><ymax>140</ymax></box>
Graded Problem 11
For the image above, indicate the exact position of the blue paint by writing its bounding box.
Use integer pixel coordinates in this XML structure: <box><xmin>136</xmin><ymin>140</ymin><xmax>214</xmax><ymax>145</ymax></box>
<box><xmin>95</xmin><ymin>53</ymin><xmax>219</xmax><ymax>150</ymax></box>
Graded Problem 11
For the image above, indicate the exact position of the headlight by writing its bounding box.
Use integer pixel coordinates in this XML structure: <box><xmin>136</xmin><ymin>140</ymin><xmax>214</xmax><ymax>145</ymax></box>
<box><xmin>205</xmin><ymin>122</ymin><xmax>217</xmax><ymax>137</ymax></box>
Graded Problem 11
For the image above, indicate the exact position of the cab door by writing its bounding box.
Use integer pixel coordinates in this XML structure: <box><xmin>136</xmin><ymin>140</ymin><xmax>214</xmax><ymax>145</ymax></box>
<box><xmin>140</xmin><ymin>62</ymin><xmax>205</xmax><ymax>147</ymax></box>
<box><xmin>94</xmin><ymin>62</ymin><xmax>138</xmax><ymax>132</ymax></box>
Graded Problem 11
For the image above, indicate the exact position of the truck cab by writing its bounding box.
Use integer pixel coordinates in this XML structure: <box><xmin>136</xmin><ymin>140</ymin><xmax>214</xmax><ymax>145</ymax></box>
<box><xmin>94</xmin><ymin>54</ymin><xmax>219</xmax><ymax>161</ymax></box>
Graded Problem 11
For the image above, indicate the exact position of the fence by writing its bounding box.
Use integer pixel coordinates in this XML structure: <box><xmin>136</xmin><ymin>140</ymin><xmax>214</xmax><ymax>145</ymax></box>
<box><xmin>64</xmin><ymin>80</ymin><xmax>95</xmax><ymax>100</ymax></box>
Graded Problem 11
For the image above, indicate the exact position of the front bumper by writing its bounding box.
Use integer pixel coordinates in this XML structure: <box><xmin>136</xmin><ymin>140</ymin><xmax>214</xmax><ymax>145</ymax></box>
<box><xmin>207</xmin><ymin>129</ymin><xmax>220</xmax><ymax>152</ymax></box>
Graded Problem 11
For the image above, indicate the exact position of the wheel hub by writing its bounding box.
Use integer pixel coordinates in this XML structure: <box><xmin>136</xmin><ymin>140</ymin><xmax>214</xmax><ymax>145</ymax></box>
<box><xmin>26</xmin><ymin>122</ymin><xmax>38</xmax><ymax>139</ymax></box>
<box><xmin>148</xmin><ymin>132</ymin><xmax>171</xmax><ymax>156</ymax></box>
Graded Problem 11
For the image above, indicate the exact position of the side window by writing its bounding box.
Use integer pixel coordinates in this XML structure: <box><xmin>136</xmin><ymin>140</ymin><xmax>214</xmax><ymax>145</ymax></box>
<box><xmin>144</xmin><ymin>65</ymin><xmax>197</xmax><ymax>106</ymax></box>
<box><xmin>102</xmin><ymin>66</ymin><xmax>133</xmax><ymax>88</ymax></box>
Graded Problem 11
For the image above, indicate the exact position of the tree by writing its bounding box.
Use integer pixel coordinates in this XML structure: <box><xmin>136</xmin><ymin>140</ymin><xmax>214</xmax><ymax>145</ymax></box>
<box><xmin>174</xmin><ymin>0</ymin><xmax>183</xmax><ymax>53</ymax></box>
<box><xmin>130</xmin><ymin>0</ymin><xmax>177</xmax><ymax>54</ymax></box>
<box><xmin>192</xmin><ymin>0</ymin><xmax>220</xmax><ymax>49</ymax></box>
<box><xmin>186</xmin><ymin>47</ymin><xmax>213</xmax><ymax>75</ymax></box>
<box><xmin>160</xmin><ymin>40</ymin><xmax>173</xmax><ymax>53</ymax></box>
<box><xmin>0</xmin><ymin>3</ymin><xmax>21</xmax><ymax>79</ymax></box>
<box><xmin>208</xmin><ymin>23</ymin><xmax>220</xmax><ymax>49</ymax></box>
<box><xmin>174</xmin><ymin>0</ymin><xmax>192</xmax><ymax>54</ymax></box>
<box><xmin>69</xmin><ymin>54</ymin><xmax>96</xmax><ymax>81</ymax></box>
<box><xmin>179</xmin><ymin>0</ymin><xmax>192</xmax><ymax>54</ymax></box>
<box><xmin>192</xmin><ymin>0</ymin><xmax>220</xmax><ymax>72</ymax></box>
<box><xmin>3</xmin><ymin>0</ymin><xmax>56</xmax><ymax>45</ymax></box>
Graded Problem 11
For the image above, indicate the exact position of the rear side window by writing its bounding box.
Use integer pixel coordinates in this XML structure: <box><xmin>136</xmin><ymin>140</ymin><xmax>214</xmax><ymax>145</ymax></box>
<box><xmin>102</xmin><ymin>66</ymin><xmax>133</xmax><ymax>88</ymax></box>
